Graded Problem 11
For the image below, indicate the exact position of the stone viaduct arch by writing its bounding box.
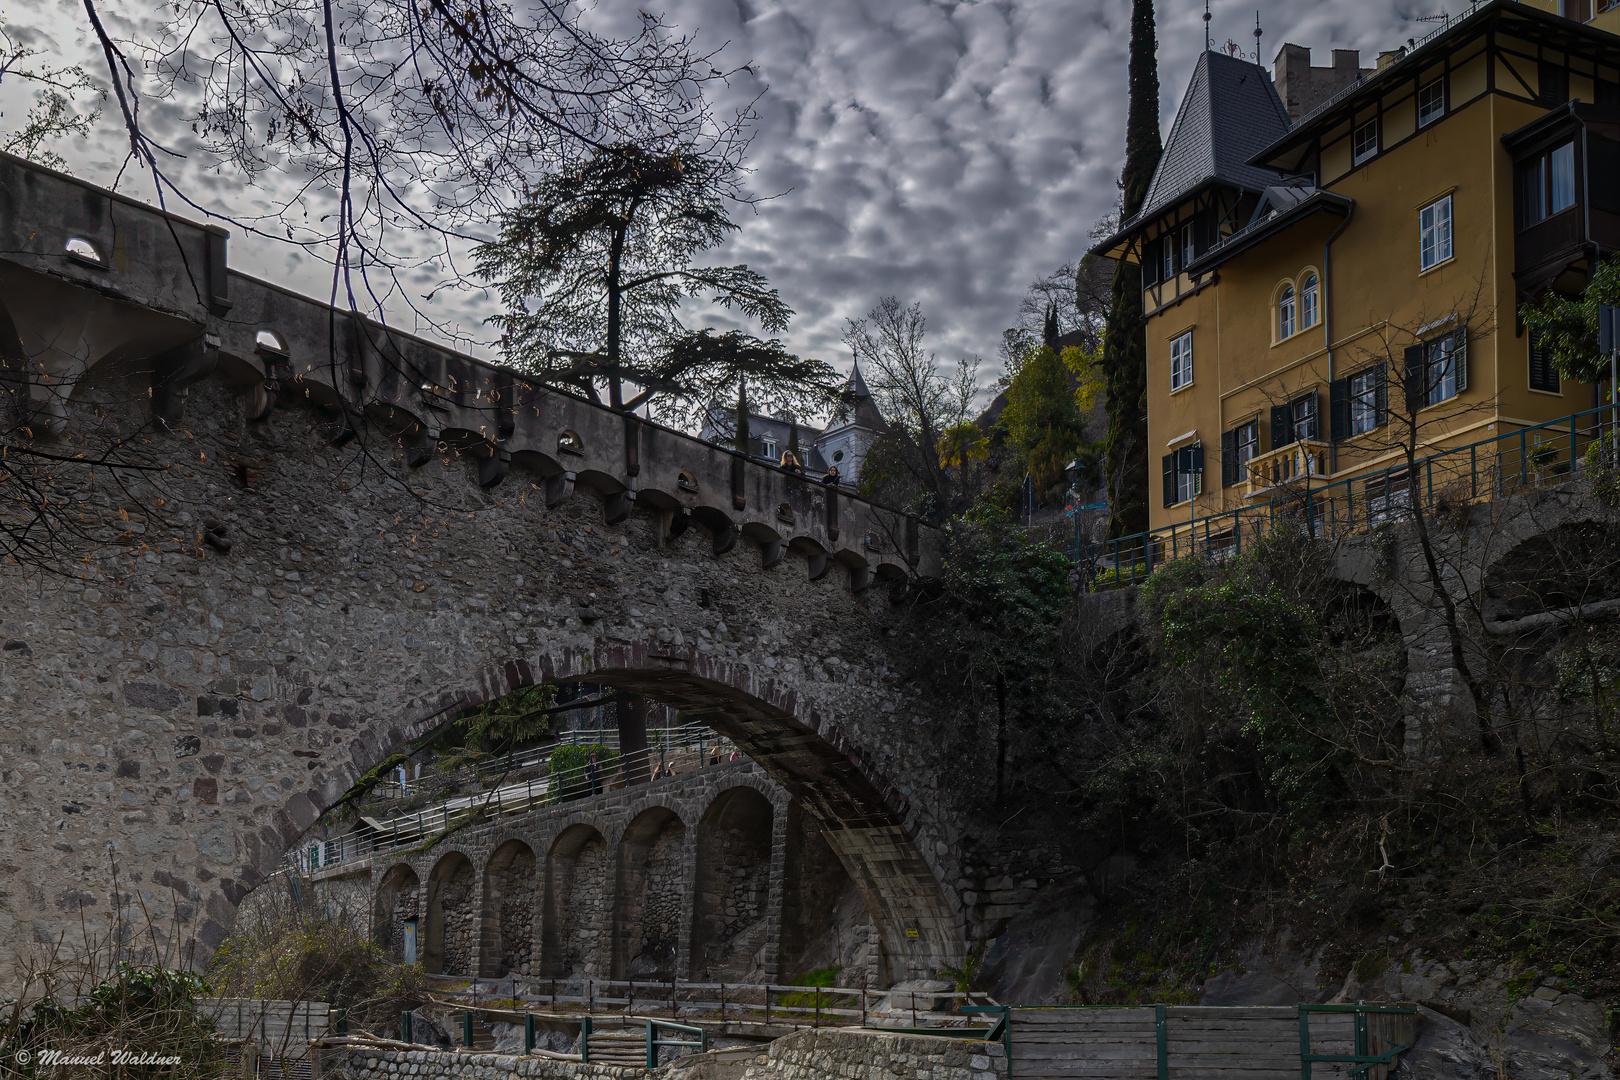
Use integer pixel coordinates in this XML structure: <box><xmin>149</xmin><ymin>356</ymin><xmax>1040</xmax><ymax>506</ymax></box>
<box><xmin>0</xmin><ymin>151</ymin><xmax>971</xmax><ymax>993</ymax></box>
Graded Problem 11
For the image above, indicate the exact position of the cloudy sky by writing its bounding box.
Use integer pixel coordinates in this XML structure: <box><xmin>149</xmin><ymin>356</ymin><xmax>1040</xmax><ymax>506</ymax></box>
<box><xmin>3</xmin><ymin>0</ymin><xmax>1432</xmax><ymax>403</ymax></box>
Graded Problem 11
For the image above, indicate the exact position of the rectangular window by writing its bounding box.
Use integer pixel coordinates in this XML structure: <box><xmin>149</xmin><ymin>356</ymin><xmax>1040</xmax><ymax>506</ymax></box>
<box><xmin>1529</xmin><ymin>332</ymin><xmax>1561</xmax><ymax>393</ymax></box>
<box><xmin>1353</xmin><ymin>119</ymin><xmax>1379</xmax><ymax>165</ymax></box>
<box><xmin>1162</xmin><ymin>237</ymin><xmax>1176</xmax><ymax>281</ymax></box>
<box><xmin>1170</xmin><ymin>331</ymin><xmax>1193</xmax><ymax>391</ymax></box>
<box><xmin>1221</xmin><ymin>422</ymin><xmax>1258</xmax><ymax>487</ymax></box>
<box><xmin>1522</xmin><ymin>142</ymin><xmax>1578</xmax><ymax>228</ymax></box>
<box><xmin>1366</xmin><ymin>467</ymin><xmax>1412</xmax><ymax>524</ymax></box>
<box><xmin>1182</xmin><ymin>223</ymin><xmax>1197</xmax><ymax>270</ymax></box>
<box><xmin>1292</xmin><ymin>393</ymin><xmax>1318</xmax><ymax>442</ymax></box>
<box><xmin>1540</xmin><ymin>61</ymin><xmax>1569</xmax><ymax>106</ymax></box>
<box><xmin>1420</xmin><ymin>195</ymin><xmax>1454</xmax><ymax>271</ymax></box>
<box><xmin>1401</xmin><ymin>335</ymin><xmax>1467</xmax><ymax>411</ymax></box>
<box><xmin>1417</xmin><ymin>79</ymin><xmax>1446</xmax><ymax>127</ymax></box>
<box><xmin>1348</xmin><ymin>368</ymin><xmax>1382</xmax><ymax>435</ymax></box>
<box><xmin>1162</xmin><ymin>446</ymin><xmax>1204</xmax><ymax>506</ymax></box>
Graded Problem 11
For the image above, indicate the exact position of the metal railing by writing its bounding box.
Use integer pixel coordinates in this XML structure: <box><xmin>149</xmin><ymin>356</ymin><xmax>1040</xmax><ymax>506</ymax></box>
<box><xmin>1081</xmin><ymin>405</ymin><xmax>1618</xmax><ymax>590</ymax></box>
<box><xmin>645</xmin><ymin>1018</ymin><xmax>707</xmax><ymax>1066</ymax></box>
<box><xmin>293</xmin><ymin>731</ymin><xmax>740</xmax><ymax>872</ymax></box>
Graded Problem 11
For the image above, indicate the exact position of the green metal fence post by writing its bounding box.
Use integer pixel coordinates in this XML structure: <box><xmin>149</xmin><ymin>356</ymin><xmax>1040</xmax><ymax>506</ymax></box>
<box><xmin>525</xmin><ymin>1014</ymin><xmax>536</xmax><ymax>1053</ymax></box>
<box><xmin>1521</xmin><ymin>429</ymin><xmax>1528</xmax><ymax>487</ymax></box>
<box><xmin>581</xmin><ymin>1015</ymin><xmax>592</xmax><ymax>1063</ymax></box>
<box><xmin>463</xmin><ymin>1010</ymin><xmax>474</xmax><ymax>1048</ymax></box>
<box><xmin>1298</xmin><ymin>1005</ymin><xmax>1310</xmax><ymax>1080</ymax></box>
<box><xmin>401</xmin><ymin>1011</ymin><xmax>413</xmax><ymax>1045</ymax></box>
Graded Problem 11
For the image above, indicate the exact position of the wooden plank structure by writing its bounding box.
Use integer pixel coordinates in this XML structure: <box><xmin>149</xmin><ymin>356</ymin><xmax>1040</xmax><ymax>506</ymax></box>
<box><xmin>1004</xmin><ymin>1004</ymin><xmax>1415</xmax><ymax>1080</ymax></box>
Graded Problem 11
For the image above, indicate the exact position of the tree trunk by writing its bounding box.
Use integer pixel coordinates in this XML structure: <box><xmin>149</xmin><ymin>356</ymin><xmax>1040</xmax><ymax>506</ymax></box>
<box><xmin>607</xmin><ymin>222</ymin><xmax>627</xmax><ymax>410</ymax></box>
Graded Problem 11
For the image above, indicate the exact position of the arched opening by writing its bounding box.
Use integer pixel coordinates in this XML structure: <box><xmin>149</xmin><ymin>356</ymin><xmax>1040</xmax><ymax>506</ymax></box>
<box><xmin>480</xmin><ymin>840</ymin><xmax>538</xmax><ymax>978</ymax></box>
<box><xmin>423</xmin><ymin>853</ymin><xmax>477</xmax><ymax>976</ymax></box>
<box><xmin>611</xmin><ymin>807</ymin><xmax>686</xmax><ymax>979</ymax></box>
<box><xmin>541</xmin><ymin>824</ymin><xmax>609</xmax><ymax>977</ymax></box>
<box><xmin>374</xmin><ymin>864</ymin><xmax>422</xmax><ymax>964</ymax></box>
<box><xmin>689</xmin><ymin>786</ymin><xmax>773</xmax><ymax>981</ymax></box>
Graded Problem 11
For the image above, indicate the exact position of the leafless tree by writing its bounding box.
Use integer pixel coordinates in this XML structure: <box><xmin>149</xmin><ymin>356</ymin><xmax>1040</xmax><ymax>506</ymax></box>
<box><xmin>844</xmin><ymin>297</ymin><xmax>986</xmax><ymax>520</ymax></box>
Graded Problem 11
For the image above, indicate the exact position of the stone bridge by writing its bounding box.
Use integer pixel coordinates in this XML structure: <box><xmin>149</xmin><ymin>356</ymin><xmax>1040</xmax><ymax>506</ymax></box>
<box><xmin>0</xmin><ymin>152</ymin><xmax>974</xmax><ymax>992</ymax></box>
<box><xmin>300</xmin><ymin>760</ymin><xmax>870</xmax><ymax>985</ymax></box>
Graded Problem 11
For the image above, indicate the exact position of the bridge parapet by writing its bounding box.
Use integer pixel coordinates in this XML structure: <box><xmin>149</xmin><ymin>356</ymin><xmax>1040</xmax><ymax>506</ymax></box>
<box><xmin>0</xmin><ymin>151</ymin><xmax>938</xmax><ymax>588</ymax></box>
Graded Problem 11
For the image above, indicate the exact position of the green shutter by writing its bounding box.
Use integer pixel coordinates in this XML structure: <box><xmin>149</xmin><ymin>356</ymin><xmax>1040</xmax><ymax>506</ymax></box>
<box><xmin>1403</xmin><ymin>345</ymin><xmax>1427</xmax><ymax>414</ymax></box>
<box><xmin>1270</xmin><ymin>405</ymin><xmax>1293</xmax><ymax>449</ymax></box>
<box><xmin>1163</xmin><ymin>453</ymin><xmax>1177</xmax><ymax>507</ymax></box>
<box><xmin>1221</xmin><ymin>428</ymin><xmax>1238</xmax><ymax>486</ymax></box>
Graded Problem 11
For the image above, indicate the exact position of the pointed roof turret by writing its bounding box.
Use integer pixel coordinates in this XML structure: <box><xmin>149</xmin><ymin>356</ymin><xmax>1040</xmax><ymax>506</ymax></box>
<box><xmin>1131</xmin><ymin>51</ymin><xmax>1292</xmax><ymax>227</ymax></box>
<box><xmin>832</xmin><ymin>360</ymin><xmax>886</xmax><ymax>431</ymax></box>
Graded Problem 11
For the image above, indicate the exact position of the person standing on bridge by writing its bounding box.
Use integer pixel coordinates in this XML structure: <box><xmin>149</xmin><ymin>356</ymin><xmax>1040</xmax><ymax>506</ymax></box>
<box><xmin>820</xmin><ymin>463</ymin><xmax>840</xmax><ymax>487</ymax></box>
<box><xmin>779</xmin><ymin>450</ymin><xmax>803</xmax><ymax>474</ymax></box>
<box><xmin>586</xmin><ymin>752</ymin><xmax>602</xmax><ymax>796</ymax></box>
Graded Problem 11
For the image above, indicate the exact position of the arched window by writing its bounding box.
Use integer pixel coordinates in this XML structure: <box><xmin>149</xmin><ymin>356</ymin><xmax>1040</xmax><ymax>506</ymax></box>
<box><xmin>1278</xmin><ymin>284</ymin><xmax>1297</xmax><ymax>340</ymax></box>
<box><xmin>1301</xmin><ymin>274</ymin><xmax>1320</xmax><ymax>328</ymax></box>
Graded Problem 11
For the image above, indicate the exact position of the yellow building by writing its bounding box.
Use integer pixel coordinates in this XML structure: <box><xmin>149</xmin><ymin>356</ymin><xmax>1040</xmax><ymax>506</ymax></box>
<box><xmin>1094</xmin><ymin>0</ymin><xmax>1620</xmax><ymax>544</ymax></box>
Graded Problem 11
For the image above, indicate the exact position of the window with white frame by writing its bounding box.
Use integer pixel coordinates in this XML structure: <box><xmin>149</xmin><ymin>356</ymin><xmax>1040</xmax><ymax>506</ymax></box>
<box><xmin>1292</xmin><ymin>394</ymin><xmax>1318</xmax><ymax>442</ymax></box>
<box><xmin>1278</xmin><ymin>284</ymin><xmax>1297</xmax><ymax>339</ymax></box>
<box><xmin>1419</xmin><ymin>195</ymin><xmax>1454</xmax><ymax>271</ymax></box>
<box><xmin>1348</xmin><ymin>367</ymin><xmax>1382</xmax><ymax>435</ymax></box>
<box><xmin>1170</xmin><ymin>331</ymin><xmax>1193</xmax><ymax>391</ymax></box>
<box><xmin>1417</xmin><ymin>79</ymin><xmax>1446</xmax><ymax>127</ymax></box>
<box><xmin>1301</xmin><ymin>273</ymin><xmax>1319</xmax><ymax>328</ymax></box>
<box><xmin>1353</xmin><ymin>119</ymin><xmax>1379</xmax><ymax>165</ymax></box>
<box><xmin>1162</xmin><ymin>237</ymin><xmax>1176</xmax><ymax>281</ymax></box>
<box><xmin>1425</xmin><ymin>333</ymin><xmax>1463</xmax><ymax>405</ymax></box>
<box><xmin>1182</xmin><ymin>223</ymin><xmax>1197</xmax><ymax>270</ymax></box>
<box><xmin>1178</xmin><ymin>450</ymin><xmax>1202</xmax><ymax>503</ymax></box>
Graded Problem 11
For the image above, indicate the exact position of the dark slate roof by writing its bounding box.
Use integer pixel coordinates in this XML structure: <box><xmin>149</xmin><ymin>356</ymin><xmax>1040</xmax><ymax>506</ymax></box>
<box><xmin>828</xmin><ymin>361</ymin><xmax>887</xmax><ymax>432</ymax></box>
<box><xmin>1132</xmin><ymin>50</ymin><xmax>1294</xmax><ymax>227</ymax></box>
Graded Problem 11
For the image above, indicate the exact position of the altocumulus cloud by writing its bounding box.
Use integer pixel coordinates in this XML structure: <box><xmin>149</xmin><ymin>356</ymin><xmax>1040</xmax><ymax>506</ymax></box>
<box><xmin>6</xmin><ymin>0</ymin><xmax>1424</xmax><ymax>394</ymax></box>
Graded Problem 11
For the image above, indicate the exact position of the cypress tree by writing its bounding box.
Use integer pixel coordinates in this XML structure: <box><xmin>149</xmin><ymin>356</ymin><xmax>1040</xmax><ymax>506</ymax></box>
<box><xmin>1043</xmin><ymin>303</ymin><xmax>1060</xmax><ymax>350</ymax></box>
<box><xmin>1101</xmin><ymin>0</ymin><xmax>1161</xmax><ymax>538</ymax></box>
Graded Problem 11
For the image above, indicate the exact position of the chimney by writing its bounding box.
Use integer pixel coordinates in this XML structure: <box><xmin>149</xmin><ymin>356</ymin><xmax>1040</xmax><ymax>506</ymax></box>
<box><xmin>1272</xmin><ymin>43</ymin><xmax>1374</xmax><ymax>120</ymax></box>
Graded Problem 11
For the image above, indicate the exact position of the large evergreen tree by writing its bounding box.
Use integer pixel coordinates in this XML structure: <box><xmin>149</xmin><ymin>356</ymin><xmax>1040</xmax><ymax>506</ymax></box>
<box><xmin>476</xmin><ymin>144</ymin><xmax>841</xmax><ymax>422</ymax></box>
<box><xmin>1100</xmin><ymin>0</ymin><xmax>1161</xmax><ymax>538</ymax></box>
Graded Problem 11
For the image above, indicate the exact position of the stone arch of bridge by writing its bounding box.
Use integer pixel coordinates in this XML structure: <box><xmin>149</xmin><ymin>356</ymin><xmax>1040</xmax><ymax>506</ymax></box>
<box><xmin>423</xmin><ymin>850</ymin><xmax>477</xmax><ymax>976</ymax></box>
<box><xmin>610</xmin><ymin>805</ymin><xmax>687</xmax><ymax>981</ymax></box>
<box><xmin>480</xmin><ymin>838</ymin><xmax>539</xmax><ymax>979</ymax></box>
<box><xmin>411</xmin><ymin>644</ymin><xmax>963</xmax><ymax>986</ymax></box>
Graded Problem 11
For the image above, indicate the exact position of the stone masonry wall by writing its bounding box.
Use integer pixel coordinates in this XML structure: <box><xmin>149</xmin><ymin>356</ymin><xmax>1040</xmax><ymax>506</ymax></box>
<box><xmin>437</xmin><ymin>860</ymin><xmax>478</xmax><ymax>977</ymax></box>
<box><xmin>636</xmin><ymin>824</ymin><xmax>684</xmax><ymax>978</ymax></box>
<box><xmin>326</xmin><ymin>1027</ymin><xmax>1005</xmax><ymax>1080</ymax></box>
<box><xmin>0</xmin><ymin>373</ymin><xmax>976</xmax><ymax>990</ymax></box>
<box><xmin>497</xmin><ymin>851</ymin><xmax>537</xmax><ymax>976</ymax></box>
<box><xmin>549</xmin><ymin>833</ymin><xmax>609</xmax><ymax>977</ymax></box>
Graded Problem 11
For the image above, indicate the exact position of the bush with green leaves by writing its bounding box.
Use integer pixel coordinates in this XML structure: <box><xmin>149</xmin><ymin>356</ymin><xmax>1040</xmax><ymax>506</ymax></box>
<box><xmin>0</xmin><ymin>963</ymin><xmax>227</xmax><ymax>1078</ymax></box>
<box><xmin>547</xmin><ymin>744</ymin><xmax>620</xmax><ymax>803</ymax></box>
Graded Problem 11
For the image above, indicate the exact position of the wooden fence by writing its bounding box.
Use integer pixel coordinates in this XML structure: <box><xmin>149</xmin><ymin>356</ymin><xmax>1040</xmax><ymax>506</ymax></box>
<box><xmin>1005</xmin><ymin>1005</ymin><xmax>1415</xmax><ymax>1080</ymax></box>
<box><xmin>443</xmin><ymin>974</ymin><xmax>997</xmax><ymax>1030</ymax></box>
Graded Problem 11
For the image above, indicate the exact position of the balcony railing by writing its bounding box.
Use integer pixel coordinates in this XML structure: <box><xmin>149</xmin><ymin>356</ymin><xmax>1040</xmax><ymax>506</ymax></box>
<box><xmin>1078</xmin><ymin>405</ymin><xmax>1619</xmax><ymax>590</ymax></box>
<box><xmin>1245</xmin><ymin>439</ymin><xmax>1331</xmax><ymax>499</ymax></box>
